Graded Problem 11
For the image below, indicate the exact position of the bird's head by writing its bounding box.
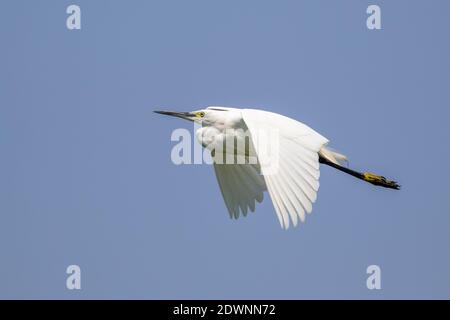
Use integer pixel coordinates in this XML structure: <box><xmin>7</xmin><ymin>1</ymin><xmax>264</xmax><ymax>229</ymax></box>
<box><xmin>154</xmin><ymin>107</ymin><xmax>232</xmax><ymax>126</ymax></box>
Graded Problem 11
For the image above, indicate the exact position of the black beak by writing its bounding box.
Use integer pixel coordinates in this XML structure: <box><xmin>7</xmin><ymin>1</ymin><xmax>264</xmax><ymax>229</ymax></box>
<box><xmin>154</xmin><ymin>110</ymin><xmax>195</xmax><ymax>121</ymax></box>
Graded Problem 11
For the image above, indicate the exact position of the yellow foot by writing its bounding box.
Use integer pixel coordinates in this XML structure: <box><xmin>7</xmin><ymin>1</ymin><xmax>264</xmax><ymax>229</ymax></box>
<box><xmin>363</xmin><ymin>172</ymin><xmax>401</xmax><ymax>190</ymax></box>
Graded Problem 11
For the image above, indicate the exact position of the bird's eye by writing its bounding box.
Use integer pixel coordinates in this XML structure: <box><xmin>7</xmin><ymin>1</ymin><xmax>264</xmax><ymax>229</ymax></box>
<box><xmin>196</xmin><ymin>112</ymin><xmax>205</xmax><ymax>118</ymax></box>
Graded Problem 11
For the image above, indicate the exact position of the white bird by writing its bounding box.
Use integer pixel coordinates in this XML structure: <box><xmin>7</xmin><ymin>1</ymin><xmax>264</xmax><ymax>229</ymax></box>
<box><xmin>155</xmin><ymin>107</ymin><xmax>399</xmax><ymax>229</ymax></box>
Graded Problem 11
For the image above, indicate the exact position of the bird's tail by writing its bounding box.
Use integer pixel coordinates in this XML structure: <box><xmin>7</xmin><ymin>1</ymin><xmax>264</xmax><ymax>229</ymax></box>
<box><xmin>319</xmin><ymin>147</ymin><xmax>348</xmax><ymax>166</ymax></box>
<box><xmin>319</xmin><ymin>147</ymin><xmax>400</xmax><ymax>190</ymax></box>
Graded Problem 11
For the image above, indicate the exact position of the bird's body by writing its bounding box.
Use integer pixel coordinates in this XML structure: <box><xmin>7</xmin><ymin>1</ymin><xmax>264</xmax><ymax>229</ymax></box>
<box><xmin>155</xmin><ymin>106</ymin><xmax>399</xmax><ymax>229</ymax></box>
<box><xmin>194</xmin><ymin>108</ymin><xmax>246</xmax><ymax>150</ymax></box>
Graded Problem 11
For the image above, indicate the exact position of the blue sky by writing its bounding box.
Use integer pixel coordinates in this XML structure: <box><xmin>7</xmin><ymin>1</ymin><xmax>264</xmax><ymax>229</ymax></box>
<box><xmin>1</xmin><ymin>0</ymin><xmax>449</xmax><ymax>299</ymax></box>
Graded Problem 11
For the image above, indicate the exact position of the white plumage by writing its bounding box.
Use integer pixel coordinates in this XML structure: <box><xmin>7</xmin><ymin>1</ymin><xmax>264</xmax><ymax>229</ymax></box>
<box><xmin>155</xmin><ymin>106</ymin><xmax>398</xmax><ymax>229</ymax></box>
<box><xmin>204</xmin><ymin>107</ymin><xmax>331</xmax><ymax>229</ymax></box>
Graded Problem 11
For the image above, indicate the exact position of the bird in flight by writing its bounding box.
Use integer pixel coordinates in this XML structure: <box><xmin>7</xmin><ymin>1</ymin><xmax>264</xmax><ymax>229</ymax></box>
<box><xmin>155</xmin><ymin>107</ymin><xmax>399</xmax><ymax>229</ymax></box>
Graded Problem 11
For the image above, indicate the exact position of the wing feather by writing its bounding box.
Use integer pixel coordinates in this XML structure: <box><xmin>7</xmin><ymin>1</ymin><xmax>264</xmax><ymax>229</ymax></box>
<box><xmin>241</xmin><ymin>108</ymin><xmax>329</xmax><ymax>229</ymax></box>
<box><xmin>214</xmin><ymin>164</ymin><xmax>238</xmax><ymax>218</ymax></box>
<box><xmin>213</xmin><ymin>163</ymin><xmax>266</xmax><ymax>220</ymax></box>
<box><xmin>264</xmin><ymin>174</ymin><xmax>290</xmax><ymax>228</ymax></box>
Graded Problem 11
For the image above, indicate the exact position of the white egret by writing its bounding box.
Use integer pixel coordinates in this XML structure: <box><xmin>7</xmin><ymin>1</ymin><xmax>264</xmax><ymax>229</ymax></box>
<box><xmin>155</xmin><ymin>107</ymin><xmax>399</xmax><ymax>229</ymax></box>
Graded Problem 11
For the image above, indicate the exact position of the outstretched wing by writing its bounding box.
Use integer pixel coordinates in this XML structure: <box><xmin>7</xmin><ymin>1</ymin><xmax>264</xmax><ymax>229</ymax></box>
<box><xmin>241</xmin><ymin>108</ymin><xmax>329</xmax><ymax>229</ymax></box>
<box><xmin>213</xmin><ymin>163</ymin><xmax>267</xmax><ymax>219</ymax></box>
